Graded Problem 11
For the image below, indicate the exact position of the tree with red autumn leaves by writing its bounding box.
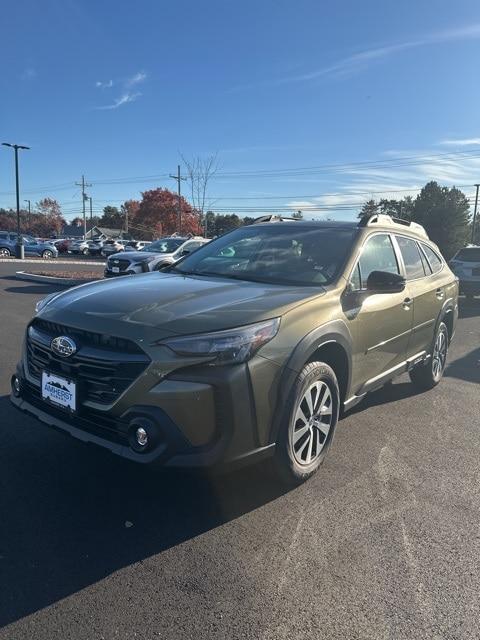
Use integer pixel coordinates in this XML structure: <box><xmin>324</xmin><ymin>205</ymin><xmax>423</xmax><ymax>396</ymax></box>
<box><xmin>133</xmin><ymin>188</ymin><xmax>201</xmax><ymax>238</ymax></box>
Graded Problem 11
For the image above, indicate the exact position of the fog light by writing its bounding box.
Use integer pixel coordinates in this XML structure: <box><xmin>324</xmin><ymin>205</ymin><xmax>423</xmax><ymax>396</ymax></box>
<box><xmin>136</xmin><ymin>427</ymin><xmax>148</xmax><ymax>447</ymax></box>
<box><xmin>11</xmin><ymin>376</ymin><xmax>21</xmax><ymax>397</ymax></box>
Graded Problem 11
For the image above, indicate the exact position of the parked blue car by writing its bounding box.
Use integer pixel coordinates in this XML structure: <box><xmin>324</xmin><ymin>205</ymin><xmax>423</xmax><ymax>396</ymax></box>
<box><xmin>0</xmin><ymin>232</ymin><xmax>58</xmax><ymax>259</ymax></box>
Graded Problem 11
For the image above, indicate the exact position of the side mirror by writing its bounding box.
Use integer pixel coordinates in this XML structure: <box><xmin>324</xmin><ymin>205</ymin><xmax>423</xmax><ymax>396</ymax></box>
<box><xmin>367</xmin><ymin>270</ymin><xmax>406</xmax><ymax>293</ymax></box>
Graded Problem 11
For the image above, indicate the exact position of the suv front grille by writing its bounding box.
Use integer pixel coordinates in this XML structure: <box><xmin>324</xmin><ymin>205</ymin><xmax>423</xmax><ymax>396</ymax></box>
<box><xmin>108</xmin><ymin>258</ymin><xmax>132</xmax><ymax>271</ymax></box>
<box><xmin>26</xmin><ymin>319</ymin><xmax>150</xmax><ymax>405</ymax></box>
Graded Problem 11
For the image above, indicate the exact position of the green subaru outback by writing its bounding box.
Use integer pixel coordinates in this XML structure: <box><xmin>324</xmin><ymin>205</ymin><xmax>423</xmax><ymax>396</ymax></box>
<box><xmin>11</xmin><ymin>214</ymin><xmax>458</xmax><ymax>484</ymax></box>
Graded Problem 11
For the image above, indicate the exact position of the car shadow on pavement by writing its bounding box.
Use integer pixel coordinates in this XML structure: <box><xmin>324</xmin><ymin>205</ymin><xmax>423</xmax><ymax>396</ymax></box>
<box><xmin>0</xmin><ymin>394</ymin><xmax>288</xmax><ymax>629</ymax></box>
<box><xmin>4</xmin><ymin>285</ymin><xmax>66</xmax><ymax>295</ymax></box>
<box><xmin>445</xmin><ymin>347</ymin><xmax>480</xmax><ymax>384</ymax></box>
<box><xmin>347</xmin><ymin>379</ymin><xmax>425</xmax><ymax>416</ymax></box>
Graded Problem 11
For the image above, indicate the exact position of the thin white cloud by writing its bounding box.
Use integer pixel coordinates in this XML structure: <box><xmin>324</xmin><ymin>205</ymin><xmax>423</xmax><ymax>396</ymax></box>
<box><xmin>21</xmin><ymin>67</ymin><xmax>36</xmax><ymax>80</ymax></box>
<box><xmin>125</xmin><ymin>71</ymin><xmax>147</xmax><ymax>87</ymax></box>
<box><xmin>229</xmin><ymin>23</ymin><xmax>480</xmax><ymax>92</ymax></box>
<box><xmin>440</xmin><ymin>138</ymin><xmax>480</xmax><ymax>146</ymax></box>
<box><xmin>95</xmin><ymin>79</ymin><xmax>113</xmax><ymax>89</ymax></box>
<box><xmin>285</xmin><ymin>148</ymin><xmax>480</xmax><ymax>216</ymax></box>
<box><xmin>95</xmin><ymin>92</ymin><xmax>141</xmax><ymax>110</ymax></box>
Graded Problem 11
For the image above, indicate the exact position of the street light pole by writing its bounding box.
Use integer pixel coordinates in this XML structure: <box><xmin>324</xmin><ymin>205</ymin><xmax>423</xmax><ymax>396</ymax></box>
<box><xmin>2</xmin><ymin>142</ymin><xmax>30</xmax><ymax>258</ymax></box>
<box><xmin>24</xmin><ymin>199</ymin><xmax>31</xmax><ymax>214</ymax></box>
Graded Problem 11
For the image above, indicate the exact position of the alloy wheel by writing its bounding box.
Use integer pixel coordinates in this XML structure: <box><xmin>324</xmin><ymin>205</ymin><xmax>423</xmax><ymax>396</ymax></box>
<box><xmin>291</xmin><ymin>380</ymin><xmax>333</xmax><ymax>466</ymax></box>
<box><xmin>42</xmin><ymin>250</ymin><xmax>53</xmax><ymax>259</ymax></box>
<box><xmin>432</xmin><ymin>329</ymin><xmax>447</xmax><ymax>381</ymax></box>
<box><xmin>0</xmin><ymin>248</ymin><xmax>10</xmax><ymax>257</ymax></box>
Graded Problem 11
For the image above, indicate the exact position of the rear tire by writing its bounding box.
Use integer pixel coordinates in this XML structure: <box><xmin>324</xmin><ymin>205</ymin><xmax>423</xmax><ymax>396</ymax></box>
<box><xmin>272</xmin><ymin>361</ymin><xmax>339</xmax><ymax>486</ymax></box>
<box><xmin>409</xmin><ymin>321</ymin><xmax>448</xmax><ymax>390</ymax></box>
<box><xmin>0</xmin><ymin>248</ymin><xmax>11</xmax><ymax>257</ymax></box>
<box><xmin>82</xmin><ymin>248</ymin><xmax>88</xmax><ymax>255</ymax></box>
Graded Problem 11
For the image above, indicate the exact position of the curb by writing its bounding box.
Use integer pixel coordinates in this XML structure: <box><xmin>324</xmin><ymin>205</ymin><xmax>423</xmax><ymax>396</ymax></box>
<box><xmin>15</xmin><ymin>271</ymin><xmax>101</xmax><ymax>287</ymax></box>
<box><xmin>1</xmin><ymin>258</ymin><xmax>104</xmax><ymax>266</ymax></box>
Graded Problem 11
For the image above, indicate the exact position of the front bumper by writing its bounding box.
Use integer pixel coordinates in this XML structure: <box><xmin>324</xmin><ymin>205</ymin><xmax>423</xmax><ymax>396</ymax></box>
<box><xmin>104</xmin><ymin>264</ymin><xmax>145</xmax><ymax>277</ymax></box>
<box><xmin>10</xmin><ymin>352</ymin><xmax>279</xmax><ymax>469</ymax></box>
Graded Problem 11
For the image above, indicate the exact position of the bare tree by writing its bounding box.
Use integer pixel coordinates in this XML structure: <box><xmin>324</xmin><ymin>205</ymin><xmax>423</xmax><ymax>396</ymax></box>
<box><xmin>180</xmin><ymin>153</ymin><xmax>219</xmax><ymax>236</ymax></box>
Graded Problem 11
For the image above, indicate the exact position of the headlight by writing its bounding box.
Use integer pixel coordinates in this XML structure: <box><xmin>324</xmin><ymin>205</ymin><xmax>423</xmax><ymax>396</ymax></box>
<box><xmin>159</xmin><ymin>318</ymin><xmax>280</xmax><ymax>366</ymax></box>
<box><xmin>35</xmin><ymin>292</ymin><xmax>61</xmax><ymax>314</ymax></box>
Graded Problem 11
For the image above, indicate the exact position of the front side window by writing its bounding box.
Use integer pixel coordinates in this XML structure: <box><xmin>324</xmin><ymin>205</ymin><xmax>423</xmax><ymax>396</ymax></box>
<box><xmin>352</xmin><ymin>234</ymin><xmax>399</xmax><ymax>289</ymax></box>
<box><xmin>173</xmin><ymin>224</ymin><xmax>357</xmax><ymax>286</ymax></box>
<box><xmin>396</xmin><ymin>236</ymin><xmax>426</xmax><ymax>279</ymax></box>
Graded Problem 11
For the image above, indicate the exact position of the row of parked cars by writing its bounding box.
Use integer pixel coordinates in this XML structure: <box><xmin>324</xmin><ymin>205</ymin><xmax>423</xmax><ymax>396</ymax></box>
<box><xmin>104</xmin><ymin>236</ymin><xmax>210</xmax><ymax>276</ymax></box>
<box><xmin>67</xmin><ymin>238</ymin><xmax>152</xmax><ymax>257</ymax></box>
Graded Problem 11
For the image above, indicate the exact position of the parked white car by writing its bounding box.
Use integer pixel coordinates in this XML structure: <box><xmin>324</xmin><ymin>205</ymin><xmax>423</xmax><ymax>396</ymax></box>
<box><xmin>101</xmin><ymin>239</ymin><xmax>125</xmax><ymax>256</ymax></box>
<box><xmin>104</xmin><ymin>236</ymin><xmax>209</xmax><ymax>277</ymax></box>
<box><xmin>449</xmin><ymin>245</ymin><xmax>480</xmax><ymax>299</ymax></box>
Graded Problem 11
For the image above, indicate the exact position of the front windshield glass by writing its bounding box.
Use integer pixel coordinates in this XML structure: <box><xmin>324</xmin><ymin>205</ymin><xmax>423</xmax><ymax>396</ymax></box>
<box><xmin>143</xmin><ymin>238</ymin><xmax>184</xmax><ymax>253</ymax></box>
<box><xmin>173</xmin><ymin>225</ymin><xmax>356</xmax><ymax>286</ymax></box>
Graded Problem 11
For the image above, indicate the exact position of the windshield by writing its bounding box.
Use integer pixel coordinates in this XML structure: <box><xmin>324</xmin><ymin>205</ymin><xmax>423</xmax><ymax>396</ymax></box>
<box><xmin>143</xmin><ymin>238</ymin><xmax>184</xmax><ymax>253</ymax></box>
<box><xmin>173</xmin><ymin>225</ymin><xmax>356</xmax><ymax>285</ymax></box>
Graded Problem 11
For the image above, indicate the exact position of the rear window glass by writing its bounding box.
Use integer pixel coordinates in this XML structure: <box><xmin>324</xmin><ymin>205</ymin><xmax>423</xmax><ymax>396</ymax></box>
<box><xmin>396</xmin><ymin>236</ymin><xmax>426</xmax><ymax>279</ymax></box>
<box><xmin>421</xmin><ymin>244</ymin><xmax>443</xmax><ymax>272</ymax></box>
<box><xmin>454</xmin><ymin>247</ymin><xmax>480</xmax><ymax>262</ymax></box>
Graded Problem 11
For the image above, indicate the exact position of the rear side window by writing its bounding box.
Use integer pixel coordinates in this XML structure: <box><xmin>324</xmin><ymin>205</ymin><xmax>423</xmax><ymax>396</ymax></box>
<box><xmin>421</xmin><ymin>244</ymin><xmax>443</xmax><ymax>273</ymax></box>
<box><xmin>0</xmin><ymin>232</ymin><xmax>9</xmax><ymax>240</ymax></box>
<box><xmin>396</xmin><ymin>236</ymin><xmax>426</xmax><ymax>279</ymax></box>
<box><xmin>354</xmin><ymin>234</ymin><xmax>399</xmax><ymax>289</ymax></box>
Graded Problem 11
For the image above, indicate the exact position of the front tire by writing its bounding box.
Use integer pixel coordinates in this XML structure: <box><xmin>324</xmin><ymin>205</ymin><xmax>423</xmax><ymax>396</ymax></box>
<box><xmin>42</xmin><ymin>250</ymin><xmax>54</xmax><ymax>259</ymax></box>
<box><xmin>0</xmin><ymin>248</ymin><xmax>11</xmax><ymax>257</ymax></box>
<box><xmin>272</xmin><ymin>361</ymin><xmax>339</xmax><ymax>486</ymax></box>
<box><xmin>409</xmin><ymin>321</ymin><xmax>448</xmax><ymax>390</ymax></box>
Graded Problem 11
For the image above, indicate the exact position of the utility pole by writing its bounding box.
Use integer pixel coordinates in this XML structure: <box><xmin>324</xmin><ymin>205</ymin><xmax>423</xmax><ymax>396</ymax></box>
<box><xmin>75</xmin><ymin>175</ymin><xmax>92</xmax><ymax>240</ymax></box>
<box><xmin>24</xmin><ymin>199</ymin><xmax>31</xmax><ymax>214</ymax></box>
<box><xmin>2</xmin><ymin>142</ymin><xmax>30</xmax><ymax>258</ymax></box>
<box><xmin>88</xmin><ymin>196</ymin><xmax>93</xmax><ymax>233</ymax></box>
<box><xmin>169</xmin><ymin>164</ymin><xmax>186</xmax><ymax>234</ymax></box>
<box><xmin>472</xmin><ymin>184</ymin><xmax>479</xmax><ymax>244</ymax></box>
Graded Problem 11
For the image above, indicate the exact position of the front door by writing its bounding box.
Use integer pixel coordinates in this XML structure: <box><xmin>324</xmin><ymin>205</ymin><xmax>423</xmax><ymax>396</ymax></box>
<box><xmin>346</xmin><ymin>233</ymin><xmax>413</xmax><ymax>394</ymax></box>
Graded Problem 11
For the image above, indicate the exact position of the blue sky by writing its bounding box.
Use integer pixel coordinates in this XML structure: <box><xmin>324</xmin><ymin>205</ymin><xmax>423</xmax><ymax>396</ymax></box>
<box><xmin>1</xmin><ymin>0</ymin><xmax>480</xmax><ymax>221</ymax></box>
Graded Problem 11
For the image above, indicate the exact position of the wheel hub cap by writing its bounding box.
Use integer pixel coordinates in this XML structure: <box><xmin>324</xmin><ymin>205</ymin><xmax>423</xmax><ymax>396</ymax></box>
<box><xmin>291</xmin><ymin>381</ymin><xmax>333</xmax><ymax>466</ymax></box>
<box><xmin>432</xmin><ymin>330</ymin><xmax>447</xmax><ymax>380</ymax></box>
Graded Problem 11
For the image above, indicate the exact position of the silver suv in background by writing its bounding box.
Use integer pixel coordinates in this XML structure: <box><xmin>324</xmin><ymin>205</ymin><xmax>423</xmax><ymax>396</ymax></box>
<box><xmin>449</xmin><ymin>245</ymin><xmax>480</xmax><ymax>298</ymax></box>
<box><xmin>104</xmin><ymin>236</ymin><xmax>209</xmax><ymax>277</ymax></box>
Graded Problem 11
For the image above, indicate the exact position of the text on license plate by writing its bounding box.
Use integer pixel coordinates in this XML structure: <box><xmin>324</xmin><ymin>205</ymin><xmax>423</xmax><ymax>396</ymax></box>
<box><xmin>41</xmin><ymin>371</ymin><xmax>76</xmax><ymax>411</ymax></box>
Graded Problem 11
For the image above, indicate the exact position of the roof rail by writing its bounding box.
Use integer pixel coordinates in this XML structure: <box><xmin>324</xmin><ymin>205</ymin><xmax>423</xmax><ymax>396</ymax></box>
<box><xmin>252</xmin><ymin>214</ymin><xmax>297</xmax><ymax>224</ymax></box>
<box><xmin>358</xmin><ymin>213</ymin><xmax>428</xmax><ymax>239</ymax></box>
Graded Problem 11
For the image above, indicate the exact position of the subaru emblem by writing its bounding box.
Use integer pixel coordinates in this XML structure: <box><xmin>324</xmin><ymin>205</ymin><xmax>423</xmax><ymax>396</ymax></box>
<box><xmin>51</xmin><ymin>336</ymin><xmax>77</xmax><ymax>358</ymax></box>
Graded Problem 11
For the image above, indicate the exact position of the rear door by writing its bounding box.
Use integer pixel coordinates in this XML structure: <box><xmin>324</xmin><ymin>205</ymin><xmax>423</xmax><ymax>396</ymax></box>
<box><xmin>348</xmin><ymin>233</ymin><xmax>413</xmax><ymax>393</ymax></box>
<box><xmin>393</xmin><ymin>235</ymin><xmax>442</xmax><ymax>358</ymax></box>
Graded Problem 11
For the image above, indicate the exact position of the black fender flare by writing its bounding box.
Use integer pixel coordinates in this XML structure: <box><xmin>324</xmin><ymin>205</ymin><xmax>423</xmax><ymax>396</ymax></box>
<box><xmin>434</xmin><ymin>297</ymin><xmax>457</xmax><ymax>347</ymax></box>
<box><xmin>268</xmin><ymin>320</ymin><xmax>353</xmax><ymax>444</ymax></box>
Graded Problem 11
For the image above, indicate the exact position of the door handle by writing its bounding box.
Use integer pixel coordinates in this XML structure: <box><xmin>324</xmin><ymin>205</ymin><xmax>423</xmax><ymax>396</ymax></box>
<box><xmin>436</xmin><ymin>288</ymin><xmax>444</xmax><ymax>299</ymax></box>
<box><xmin>402</xmin><ymin>297</ymin><xmax>413</xmax><ymax>309</ymax></box>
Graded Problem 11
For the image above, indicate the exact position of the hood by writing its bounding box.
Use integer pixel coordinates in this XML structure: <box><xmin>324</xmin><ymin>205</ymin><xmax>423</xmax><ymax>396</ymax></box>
<box><xmin>40</xmin><ymin>272</ymin><xmax>324</xmax><ymax>340</ymax></box>
<box><xmin>108</xmin><ymin>251</ymin><xmax>164</xmax><ymax>261</ymax></box>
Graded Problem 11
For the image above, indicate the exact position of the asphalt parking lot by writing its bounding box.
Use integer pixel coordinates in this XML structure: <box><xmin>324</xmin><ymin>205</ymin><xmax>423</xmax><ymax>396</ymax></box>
<box><xmin>0</xmin><ymin>261</ymin><xmax>479</xmax><ymax>640</ymax></box>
